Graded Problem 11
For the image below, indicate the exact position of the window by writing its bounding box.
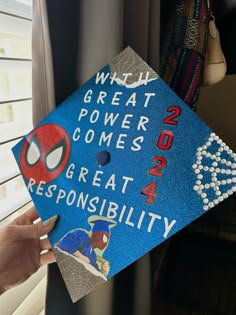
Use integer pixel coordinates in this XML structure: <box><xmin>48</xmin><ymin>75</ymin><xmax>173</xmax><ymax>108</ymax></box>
<box><xmin>0</xmin><ymin>0</ymin><xmax>33</xmax><ymax>226</ymax></box>
<box><xmin>0</xmin><ymin>5</ymin><xmax>47</xmax><ymax>315</ymax></box>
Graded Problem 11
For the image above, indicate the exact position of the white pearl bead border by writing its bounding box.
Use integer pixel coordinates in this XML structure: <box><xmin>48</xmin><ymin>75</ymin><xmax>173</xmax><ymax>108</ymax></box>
<box><xmin>192</xmin><ymin>133</ymin><xmax>236</xmax><ymax>211</ymax></box>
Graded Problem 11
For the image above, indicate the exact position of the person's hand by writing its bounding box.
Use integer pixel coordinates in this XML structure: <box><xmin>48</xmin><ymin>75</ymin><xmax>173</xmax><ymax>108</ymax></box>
<box><xmin>0</xmin><ymin>206</ymin><xmax>58</xmax><ymax>294</ymax></box>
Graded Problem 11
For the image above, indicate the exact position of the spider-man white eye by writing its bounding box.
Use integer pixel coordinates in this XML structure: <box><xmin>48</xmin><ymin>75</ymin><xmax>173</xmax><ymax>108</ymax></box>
<box><xmin>46</xmin><ymin>146</ymin><xmax>64</xmax><ymax>170</ymax></box>
<box><xmin>26</xmin><ymin>140</ymin><xmax>41</xmax><ymax>165</ymax></box>
<box><xmin>103</xmin><ymin>234</ymin><xmax>108</xmax><ymax>243</ymax></box>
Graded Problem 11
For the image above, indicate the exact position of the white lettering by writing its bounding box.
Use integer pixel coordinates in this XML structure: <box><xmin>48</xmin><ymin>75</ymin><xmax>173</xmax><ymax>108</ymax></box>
<box><xmin>125</xmin><ymin>207</ymin><xmax>135</xmax><ymax>227</ymax></box>
<box><xmin>45</xmin><ymin>185</ymin><xmax>57</xmax><ymax>198</ymax></box>
<box><xmin>88</xmin><ymin>197</ymin><xmax>100</xmax><ymax>212</ymax></box>
<box><xmin>78</xmin><ymin>167</ymin><xmax>89</xmax><ymax>183</ymax></box>
<box><xmin>83</xmin><ymin>91</ymin><xmax>92</xmax><ymax>103</ymax></box>
<box><xmin>99</xmin><ymin>132</ymin><xmax>113</xmax><ymax>147</ymax></box>
<box><xmin>122</xmin><ymin>73</ymin><xmax>133</xmax><ymax>85</ymax></box>
<box><xmin>76</xmin><ymin>192</ymin><xmax>89</xmax><ymax>209</ymax></box>
<box><xmin>121</xmin><ymin>176</ymin><xmax>134</xmax><ymax>193</ymax></box>
<box><xmin>85</xmin><ymin>129</ymin><xmax>95</xmax><ymax>143</ymax></box>
<box><xmin>95</xmin><ymin>72</ymin><xmax>110</xmax><ymax>85</ymax></box>
<box><xmin>72</xmin><ymin>127</ymin><xmax>81</xmax><ymax>141</ymax></box>
<box><xmin>148</xmin><ymin>213</ymin><xmax>162</xmax><ymax>232</ymax></box>
<box><xmin>90</xmin><ymin>110</ymin><xmax>100</xmax><ymax>123</ymax></box>
<box><xmin>104</xmin><ymin>112</ymin><xmax>119</xmax><ymax>126</ymax></box>
<box><xmin>66</xmin><ymin>163</ymin><xmax>75</xmax><ymax>179</ymax></box>
<box><xmin>78</xmin><ymin>108</ymin><xmax>88</xmax><ymax>121</ymax></box>
<box><xmin>56</xmin><ymin>189</ymin><xmax>66</xmax><ymax>204</ymax></box>
<box><xmin>105</xmin><ymin>174</ymin><xmax>116</xmax><ymax>190</ymax></box>
<box><xmin>111</xmin><ymin>92</ymin><xmax>122</xmax><ymax>105</ymax></box>
<box><xmin>138</xmin><ymin>72</ymin><xmax>149</xmax><ymax>85</ymax></box>
<box><xmin>137</xmin><ymin>116</ymin><xmax>149</xmax><ymax>131</ymax></box>
<box><xmin>144</xmin><ymin>93</ymin><xmax>155</xmax><ymax>108</ymax></box>
<box><xmin>116</xmin><ymin>134</ymin><xmax>127</xmax><ymax>149</ymax></box>
<box><xmin>97</xmin><ymin>91</ymin><xmax>107</xmax><ymax>104</ymax></box>
<box><xmin>121</xmin><ymin>114</ymin><xmax>133</xmax><ymax>129</ymax></box>
<box><xmin>27</xmin><ymin>178</ymin><xmax>36</xmax><ymax>192</ymax></box>
<box><xmin>131</xmin><ymin>136</ymin><xmax>144</xmax><ymax>151</ymax></box>
<box><xmin>126</xmin><ymin>92</ymin><xmax>136</xmax><ymax>107</ymax></box>
<box><xmin>66</xmin><ymin>190</ymin><xmax>76</xmax><ymax>206</ymax></box>
<box><xmin>163</xmin><ymin>217</ymin><xmax>176</xmax><ymax>238</ymax></box>
<box><xmin>36</xmin><ymin>181</ymin><xmax>46</xmax><ymax>196</ymax></box>
<box><xmin>92</xmin><ymin>170</ymin><xmax>103</xmax><ymax>187</ymax></box>
<box><xmin>107</xmin><ymin>202</ymin><xmax>119</xmax><ymax>218</ymax></box>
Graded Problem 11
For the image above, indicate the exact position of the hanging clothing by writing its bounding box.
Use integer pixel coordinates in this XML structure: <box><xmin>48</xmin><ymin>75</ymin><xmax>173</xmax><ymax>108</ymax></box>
<box><xmin>160</xmin><ymin>0</ymin><xmax>209</xmax><ymax>111</ymax></box>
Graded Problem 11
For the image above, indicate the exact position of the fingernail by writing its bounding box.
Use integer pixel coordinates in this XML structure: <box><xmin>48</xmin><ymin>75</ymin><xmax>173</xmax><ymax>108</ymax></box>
<box><xmin>43</xmin><ymin>215</ymin><xmax>58</xmax><ymax>227</ymax></box>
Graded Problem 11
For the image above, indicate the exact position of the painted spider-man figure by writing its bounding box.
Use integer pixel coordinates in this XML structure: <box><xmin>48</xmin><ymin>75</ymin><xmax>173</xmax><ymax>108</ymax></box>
<box><xmin>20</xmin><ymin>123</ymin><xmax>71</xmax><ymax>184</ymax></box>
<box><xmin>56</xmin><ymin>216</ymin><xmax>117</xmax><ymax>277</ymax></box>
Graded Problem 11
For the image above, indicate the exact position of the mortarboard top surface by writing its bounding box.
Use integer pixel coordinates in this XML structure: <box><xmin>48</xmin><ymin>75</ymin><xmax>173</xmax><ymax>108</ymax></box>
<box><xmin>12</xmin><ymin>47</ymin><xmax>236</xmax><ymax>302</ymax></box>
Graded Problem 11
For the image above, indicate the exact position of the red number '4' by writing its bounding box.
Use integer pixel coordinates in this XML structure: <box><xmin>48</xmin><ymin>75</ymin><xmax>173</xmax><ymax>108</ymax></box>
<box><xmin>141</xmin><ymin>182</ymin><xmax>157</xmax><ymax>204</ymax></box>
<box><xmin>148</xmin><ymin>156</ymin><xmax>166</xmax><ymax>177</ymax></box>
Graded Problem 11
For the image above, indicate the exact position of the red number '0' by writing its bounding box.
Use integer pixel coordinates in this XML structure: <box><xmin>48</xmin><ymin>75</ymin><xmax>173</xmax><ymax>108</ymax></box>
<box><xmin>157</xmin><ymin>130</ymin><xmax>174</xmax><ymax>150</ymax></box>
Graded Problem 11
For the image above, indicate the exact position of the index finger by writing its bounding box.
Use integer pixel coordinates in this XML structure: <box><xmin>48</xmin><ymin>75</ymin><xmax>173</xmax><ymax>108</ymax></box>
<box><xmin>13</xmin><ymin>205</ymin><xmax>39</xmax><ymax>225</ymax></box>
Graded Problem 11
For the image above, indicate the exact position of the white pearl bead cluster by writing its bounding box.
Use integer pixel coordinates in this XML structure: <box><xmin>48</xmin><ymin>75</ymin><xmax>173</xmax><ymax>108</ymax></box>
<box><xmin>192</xmin><ymin>133</ymin><xmax>236</xmax><ymax>211</ymax></box>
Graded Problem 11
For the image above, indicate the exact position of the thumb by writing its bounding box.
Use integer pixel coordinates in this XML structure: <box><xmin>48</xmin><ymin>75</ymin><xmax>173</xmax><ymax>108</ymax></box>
<box><xmin>6</xmin><ymin>215</ymin><xmax>58</xmax><ymax>241</ymax></box>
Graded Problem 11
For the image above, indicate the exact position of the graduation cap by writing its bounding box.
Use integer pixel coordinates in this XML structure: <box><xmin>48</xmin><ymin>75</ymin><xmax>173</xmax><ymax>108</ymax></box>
<box><xmin>88</xmin><ymin>215</ymin><xmax>117</xmax><ymax>233</ymax></box>
<box><xmin>12</xmin><ymin>47</ymin><xmax>236</xmax><ymax>302</ymax></box>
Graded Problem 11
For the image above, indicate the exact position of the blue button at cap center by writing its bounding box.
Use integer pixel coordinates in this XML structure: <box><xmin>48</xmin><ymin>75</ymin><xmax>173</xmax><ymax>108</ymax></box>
<box><xmin>96</xmin><ymin>150</ymin><xmax>111</xmax><ymax>166</ymax></box>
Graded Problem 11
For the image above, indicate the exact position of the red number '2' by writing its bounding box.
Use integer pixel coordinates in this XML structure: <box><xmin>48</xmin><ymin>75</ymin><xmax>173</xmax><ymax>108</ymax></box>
<box><xmin>164</xmin><ymin>106</ymin><xmax>181</xmax><ymax>125</ymax></box>
<box><xmin>148</xmin><ymin>156</ymin><xmax>166</xmax><ymax>177</ymax></box>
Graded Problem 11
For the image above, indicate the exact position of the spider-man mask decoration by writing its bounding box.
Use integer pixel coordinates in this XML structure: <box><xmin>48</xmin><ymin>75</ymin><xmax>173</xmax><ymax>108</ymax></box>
<box><xmin>20</xmin><ymin>123</ymin><xmax>71</xmax><ymax>184</ymax></box>
<box><xmin>90</xmin><ymin>231</ymin><xmax>110</xmax><ymax>250</ymax></box>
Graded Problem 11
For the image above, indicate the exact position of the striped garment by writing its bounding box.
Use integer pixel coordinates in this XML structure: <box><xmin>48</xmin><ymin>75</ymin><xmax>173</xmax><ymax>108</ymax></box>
<box><xmin>160</xmin><ymin>0</ymin><xmax>210</xmax><ymax>111</ymax></box>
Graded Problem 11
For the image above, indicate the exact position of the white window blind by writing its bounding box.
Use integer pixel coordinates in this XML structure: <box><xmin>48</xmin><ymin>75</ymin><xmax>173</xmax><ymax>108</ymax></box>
<box><xmin>0</xmin><ymin>2</ymin><xmax>47</xmax><ymax>314</ymax></box>
<box><xmin>0</xmin><ymin>0</ymin><xmax>33</xmax><ymax>224</ymax></box>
